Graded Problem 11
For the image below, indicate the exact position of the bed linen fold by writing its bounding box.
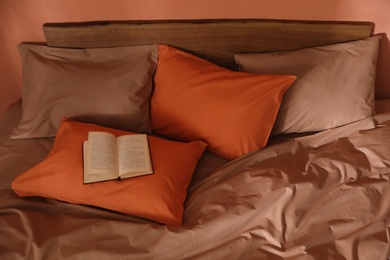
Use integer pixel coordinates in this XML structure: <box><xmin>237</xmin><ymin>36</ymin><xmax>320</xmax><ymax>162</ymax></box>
<box><xmin>0</xmin><ymin>103</ymin><xmax>389</xmax><ymax>259</ymax></box>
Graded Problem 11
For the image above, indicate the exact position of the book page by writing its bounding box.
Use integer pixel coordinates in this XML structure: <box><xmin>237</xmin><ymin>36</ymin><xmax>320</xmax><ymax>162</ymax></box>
<box><xmin>117</xmin><ymin>134</ymin><xmax>153</xmax><ymax>177</ymax></box>
<box><xmin>88</xmin><ymin>131</ymin><xmax>118</xmax><ymax>175</ymax></box>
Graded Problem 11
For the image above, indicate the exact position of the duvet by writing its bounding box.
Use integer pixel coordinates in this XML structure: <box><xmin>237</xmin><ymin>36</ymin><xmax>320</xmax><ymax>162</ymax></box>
<box><xmin>0</xmin><ymin>103</ymin><xmax>389</xmax><ymax>259</ymax></box>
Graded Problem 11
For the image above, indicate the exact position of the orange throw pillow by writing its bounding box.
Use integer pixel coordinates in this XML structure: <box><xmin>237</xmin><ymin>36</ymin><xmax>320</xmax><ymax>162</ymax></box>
<box><xmin>151</xmin><ymin>44</ymin><xmax>296</xmax><ymax>160</ymax></box>
<box><xmin>12</xmin><ymin>118</ymin><xmax>207</xmax><ymax>226</ymax></box>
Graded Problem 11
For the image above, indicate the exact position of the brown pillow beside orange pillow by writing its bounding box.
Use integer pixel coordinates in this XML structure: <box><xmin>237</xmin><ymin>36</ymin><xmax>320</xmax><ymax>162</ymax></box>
<box><xmin>12</xmin><ymin>44</ymin><xmax>158</xmax><ymax>139</ymax></box>
<box><xmin>151</xmin><ymin>44</ymin><xmax>296</xmax><ymax>160</ymax></box>
<box><xmin>12</xmin><ymin>118</ymin><xmax>207</xmax><ymax>226</ymax></box>
<box><xmin>234</xmin><ymin>36</ymin><xmax>381</xmax><ymax>135</ymax></box>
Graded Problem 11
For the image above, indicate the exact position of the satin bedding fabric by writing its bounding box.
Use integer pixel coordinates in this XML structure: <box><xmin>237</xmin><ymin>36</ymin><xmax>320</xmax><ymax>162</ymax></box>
<box><xmin>0</xmin><ymin>103</ymin><xmax>389</xmax><ymax>259</ymax></box>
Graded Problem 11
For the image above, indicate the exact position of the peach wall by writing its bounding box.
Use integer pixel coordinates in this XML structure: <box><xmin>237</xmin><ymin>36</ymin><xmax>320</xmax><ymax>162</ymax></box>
<box><xmin>1</xmin><ymin>0</ymin><xmax>390</xmax><ymax>122</ymax></box>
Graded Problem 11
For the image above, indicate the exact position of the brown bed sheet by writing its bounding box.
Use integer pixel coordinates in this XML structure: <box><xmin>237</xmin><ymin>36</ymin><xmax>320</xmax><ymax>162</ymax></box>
<box><xmin>0</xmin><ymin>103</ymin><xmax>389</xmax><ymax>259</ymax></box>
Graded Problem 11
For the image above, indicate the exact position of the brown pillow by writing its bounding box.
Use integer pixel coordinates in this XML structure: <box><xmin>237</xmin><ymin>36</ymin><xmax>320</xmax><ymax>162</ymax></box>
<box><xmin>235</xmin><ymin>36</ymin><xmax>380</xmax><ymax>135</ymax></box>
<box><xmin>11</xmin><ymin>44</ymin><xmax>158</xmax><ymax>139</ymax></box>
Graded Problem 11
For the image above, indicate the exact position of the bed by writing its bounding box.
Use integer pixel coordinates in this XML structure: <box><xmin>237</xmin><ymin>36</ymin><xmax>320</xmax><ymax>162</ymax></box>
<box><xmin>0</xmin><ymin>19</ymin><xmax>389</xmax><ymax>259</ymax></box>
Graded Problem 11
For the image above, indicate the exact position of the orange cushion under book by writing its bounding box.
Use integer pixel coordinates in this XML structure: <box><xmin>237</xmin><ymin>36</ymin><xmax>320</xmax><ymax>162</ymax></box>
<box><xmin>151</xmin><ymin>44</ymin><xmax>296</xmax><ymax>160</ymax></box>
<box><xmin>12</xmin><ymin>118</ymin><xmax>207</xmax><ymax>226</ymax></box>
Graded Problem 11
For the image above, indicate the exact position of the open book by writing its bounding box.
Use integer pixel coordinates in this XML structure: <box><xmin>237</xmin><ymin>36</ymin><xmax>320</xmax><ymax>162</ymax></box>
<box><xmin>83</xmin><ymin>131</ymin><xmax>153</xmax><ymax>184</ymax></box>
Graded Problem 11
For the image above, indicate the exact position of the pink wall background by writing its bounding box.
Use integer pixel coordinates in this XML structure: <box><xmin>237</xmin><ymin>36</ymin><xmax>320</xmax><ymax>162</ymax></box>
<box><xmin>1</xmin><ymin>0</ymin><xmax>390</xmax><ymax>122</ymax></box>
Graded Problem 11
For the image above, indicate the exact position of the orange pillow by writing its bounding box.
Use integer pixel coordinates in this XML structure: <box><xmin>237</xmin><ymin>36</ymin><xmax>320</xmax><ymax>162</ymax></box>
<box><xmin>151</xmin><ymin>44</ymin><xmax>296</xmax><ymax>160</ymax></box>
<box><xmin>12</xmin><ymin>118</ymin><xmax>207</xmax><ymax>226</ymax></box>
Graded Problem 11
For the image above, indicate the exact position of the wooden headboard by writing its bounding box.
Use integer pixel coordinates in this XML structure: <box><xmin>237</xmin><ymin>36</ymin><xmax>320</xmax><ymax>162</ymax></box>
<box><xmin>43</xmin><ymin>19</ymin><xmax>374</xmax><ymax>70</ymax></box>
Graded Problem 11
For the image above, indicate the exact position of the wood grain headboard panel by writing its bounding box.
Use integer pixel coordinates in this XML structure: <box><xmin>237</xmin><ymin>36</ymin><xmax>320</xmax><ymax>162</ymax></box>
<box><xmin>43</xmin><ymin>19</ymin><xmax>374</xmax><ymax>70</ymax></box>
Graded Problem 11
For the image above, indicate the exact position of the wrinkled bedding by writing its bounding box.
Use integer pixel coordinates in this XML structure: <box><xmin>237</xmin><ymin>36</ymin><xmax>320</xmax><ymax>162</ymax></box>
<box><xmin>0</xmin><ymin>103</ymin><xmax>389</xmax><ymax>259</ymax></box>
